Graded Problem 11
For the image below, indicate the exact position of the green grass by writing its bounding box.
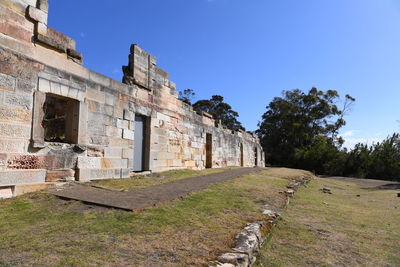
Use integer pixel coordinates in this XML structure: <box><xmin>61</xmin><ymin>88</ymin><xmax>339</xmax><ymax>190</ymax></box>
<box><xmin>254</xmin><ymin>177</ymin><xmax>400</xmax><ymax>267</ymax></box>
<box><xmin>0</xmin><ymin>168</ymin><xmax>310</xmax><ymax>267</ymax></box>
<box><xmin>89</xmin><ymin>167</ymin><xmax>235</xmax><ymax>191</ymax></box>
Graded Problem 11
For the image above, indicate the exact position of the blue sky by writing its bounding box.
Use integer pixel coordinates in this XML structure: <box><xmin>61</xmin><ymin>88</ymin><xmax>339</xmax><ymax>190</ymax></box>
<box><xmin>48</xmin><ymin>0</ymin><xmax>400</xmax><ymax>148</ymax></box>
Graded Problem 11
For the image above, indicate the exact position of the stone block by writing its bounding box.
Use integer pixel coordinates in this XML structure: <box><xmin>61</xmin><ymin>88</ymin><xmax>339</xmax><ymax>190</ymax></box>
<box><xmin>38</xmin><ymin>0</ymin><xmax>49</xmax><ymax>12</ymax></box>
<box><xmin>38</xmin><ymin>78</ymin><xmax>50</xmax><ymax>93</ymax></box>
<box><xmin>184</xmin><ymin>160</ymin><xmax>196</xmax><ymax>168</ymax></box>
<box><xmin>0</xmin><ymin>153</ymin><xmax>6</xmax><ymax>170</ymax></box>
<box><xmin>122</xmin><ymin>129</ymin><xmax>134</xmax><ymax>140</ymax></box>
<box><xmin>151</xmin><ymin>159</ymin><xmax>168</xmax><ymax>168</ymax></box>
<box><xmin>77</xmin><ymin>90</ymin><xmax>85</xmax><ymax>102</ymax></box>
<box><xmin>76</xmin><ymin>168</ymin><xmax>120</xmax><ymax>182</ymax></box>
<box><xmin>4</xmin><ymin>92</ymin><xmax>32</xmax><ymax>110</ymax></box>
<box><xmin>0</xmin><ymin>123</ymin><xmax>31</xmax><ymax>139</ymax></box>
<box><xmin>68</xmin><ymin>87</ymin><xmax>79</xmax><ymax>99</ymax></box>
<box><xmin>50</xmin><ymin>81</ymin><xmax>61</xmax><ymax>95</ymax></box>
<box><xmin>13</xmin><ymin>183</ymin><xmax>53</xmax><ymax>197</ymax></box>
<box><xmin>122</xmin><ymin>148</ymin><xmax>133</xmax><ymax>159</ymax></box>
<box><xmin>156</xmin><ymin>112</ymin><xmax>171</xmax><ymax>122</ymax></box>
<box><xmin>0</xmin><ymin>169</ymin><xmax>46</xmax><ymax>186</ymax></box>
<box><xmin>0</xmin><ymin>106</ymin><xmax>31</xmax><ymax>124</ymax></box>
<box><xmin>104</xmin><ymin>147</ymin><xmax>122</xmax><ymax>158</ymax></box>
<box><xmin>129</xmin><ymin>120</ymin><xmax>135</xmax><ymax>130</ymax></box>
<box><xmin>37</xmin><ymin>27</ymin><xmax>76</xmax><ymax>51</ymax></box>
<box><xmin>109</xmin><ymin>138</ymin><xmax>132</xmax><ymax>147</ymax></box>
<box><xmin>120</xmin><ymin>168</ymin><xmax>130</xmax><ymax>178</ymax></box>
<box><xmin>16</xmin><ymin>79</ymin><xmax>36</xmax><ymax>94</ymax></box>
<box><xmin>123</xmin><ymin>109</ymin><xmax>134</xmax><ymax>121</ymax></box>
<box><xmin>114</xmin><ymin>106</ymin><xmax>123</xmax><ymax>119</ymax></box>
<box><xmin>86</xmin><ymin>87</ymin><xmax>105</xmax><ymax>103</ymax></box>
<box><xmin>100</xmin><ymin>158</ymin><xmax>128</xmax><ymax>169</ymax></box>
<box><xmin>35</xmin><ymin>33</ymin><xmax>67</xmax><ymax>53</ymax></box>
<box><xmin>116</xmin><ymin>119</ymin><xmax>129</xmax><ymax>129</ymax></box>
<box><xmin>89</xmin><ymin>71</ymin><xmax>111</xmax><ymax>87</ymax></box>
<box><xmin>67</xmin><ymin>49</ymin><xmax>83</xmax><ymax>63</ymax></box>
<box><xmin>0</xmin><ymin>187</ymin><xmax>13</xmax><ymax>199</ymax></box>
<box><xmin>36</xmin><ymin>22</ymin><xmax>47</xmax><ymax>35</ymax></box>
<box><xmin>106</xmin><ymin>126</ymin><xmax>122</xmax><ymax>138</ymax></box>
<box><xmin>27</xmin><ymin>5</ymin><xmax>48</xmax><ymax>24</ymax></box>
<box><xmin>45</xmin><ymin>169</ymin><xmax>75</xmax><ymax>182</ymax></box>
<box><xmin>0</xmin><ymin>139</ymin><xmax>27</xmax><ymax>153</ymax></box>
<box><xmin>104</xmin><ymin>92</ymin><xmax>115</xmax><ymax>106</ymax></box>
<box><xmin>0</xmin><ymin>73</ymin><xmax>15</xmax><ymax>91</ymax></box>
<box><xmin>77</xmin><ymin>157</ymin><xmax>101</xmax><ymax>169</ymax></box>
<box><xmin>60</xmin><ymin>84</ymin><xmax>69</xmax><ymax>96</ymax></box>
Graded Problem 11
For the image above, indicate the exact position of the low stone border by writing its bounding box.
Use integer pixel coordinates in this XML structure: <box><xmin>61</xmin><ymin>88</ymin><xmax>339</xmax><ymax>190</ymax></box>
<box><xmin>210</xmin><ymin>176</ymin><xmax>311</xmax><ymax>267</ymax></box>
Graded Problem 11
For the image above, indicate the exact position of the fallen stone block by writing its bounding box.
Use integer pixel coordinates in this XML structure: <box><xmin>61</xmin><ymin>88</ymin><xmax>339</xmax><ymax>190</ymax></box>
<box><xmin>244</xmin><ymin>222</ymin><xmax>263</xmax><ymax>244</ymax></box>
<box><xmin>321</xmin><ymin>187</ymin><xmax>332</xmax><ymax>194</ymax></box>
<box><xmin>262</xmin><ymin>209</ymin><xmax>280</xmax><ymax>219</ymax></box>
<box><xmin>233</xmin><ymin>232</ymin><xmax>259</xmax><ymax>255</ymax></box>
<box><xmin>286</xmin><ymin>189</ymin><xmax>295</xmax><ymax>196</ymax></box>
<box><xmin>212</xmin><ymin>262</ymin><xmax>235</xmax><ymax>267</ymax></box>
<box><xmin>218</xmin><ymin>253</ymin><xmax>251</xmax><ymax>267</ymax></box>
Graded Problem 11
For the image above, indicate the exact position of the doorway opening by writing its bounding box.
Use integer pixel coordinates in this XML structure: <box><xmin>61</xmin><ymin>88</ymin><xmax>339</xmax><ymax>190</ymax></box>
<box><xmin>240</xmin><ymin>143</ymin><xmax>244</xmax><ymax>167</ymax></box>
<box><xmin>133</xmin><ymin>115</ymin><xmax>150</xmax><ymax>172</ymax></box>
<box><xmin>205</xmin><ymin>133</ymin><xmax>212</xmax><ymax>168</ymax></box>
<box><xmin>254</xmin><ymin>147</ymin><xmax>258</xmax><ymax>166</ymax></box>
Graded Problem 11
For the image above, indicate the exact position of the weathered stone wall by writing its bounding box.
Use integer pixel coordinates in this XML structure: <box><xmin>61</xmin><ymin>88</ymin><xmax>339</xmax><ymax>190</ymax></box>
<box><xmin>0</xmin><ymin>0</ymin><xmax>264</xmax><ymax>195</ymax></box>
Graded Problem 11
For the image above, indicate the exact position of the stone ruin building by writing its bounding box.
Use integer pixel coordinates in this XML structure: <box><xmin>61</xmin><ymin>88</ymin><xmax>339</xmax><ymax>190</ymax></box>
<box><xmin>0</xmin><ymin>0</ymin><xmax>265</xmax><ymax>198</ymax></box>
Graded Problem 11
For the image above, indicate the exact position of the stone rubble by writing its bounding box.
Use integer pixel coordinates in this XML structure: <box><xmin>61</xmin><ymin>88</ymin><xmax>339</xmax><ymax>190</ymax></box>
<box><xmin>210</xmin><ymin>176</ymin><xmax>311</xmax><ymax>267</ymax></box>
<box><xmin>321</xmin><ymin>187</ymin><xmax>332</xmax><ymax>194</ymax></box>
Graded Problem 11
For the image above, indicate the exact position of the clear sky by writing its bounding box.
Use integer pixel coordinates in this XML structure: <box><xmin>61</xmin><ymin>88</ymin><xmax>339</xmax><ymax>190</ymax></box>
<box><xmin>48</xmin><ymin>0</ymin><xmax>400</xmax><ymax>148</ymax></box>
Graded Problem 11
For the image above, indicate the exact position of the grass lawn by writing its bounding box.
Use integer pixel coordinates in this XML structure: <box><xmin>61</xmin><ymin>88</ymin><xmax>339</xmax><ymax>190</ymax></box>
<box><xmin>0</xmin><ymin>168</ymin><xmax>311</xmax><ymax>267</ymax></box>
<box><xmin>255</xmin><ymin>177</ymin><xmax>400</xmax><ymax>266</ymax></box>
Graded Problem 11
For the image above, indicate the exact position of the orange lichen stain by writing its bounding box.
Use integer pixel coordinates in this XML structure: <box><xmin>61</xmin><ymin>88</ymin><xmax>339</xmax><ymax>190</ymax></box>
<box><xmin>100</xmin><ymin>158</ymin><xmax>112</xmax><ymax>169</ymax></box>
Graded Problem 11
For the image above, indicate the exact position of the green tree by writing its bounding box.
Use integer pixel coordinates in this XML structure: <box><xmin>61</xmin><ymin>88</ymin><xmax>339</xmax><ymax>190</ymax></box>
<box><xmin>343</xmin><ymin>143</ymin><xmax>371</xmax><ymax>178</ymax></box>
<box><xmin>367</xmin><ymin>134</ymin><xmax>400</xmax><ymax>181</ymax></box>
<box><xmin>257</xmin><ymin>88</ymin><xmax>355</xmax><ymax>169</ymax></box>
<box><xmin>193</xmin><ymin>95</ymin><xmax>245</xmax><ymax>131</ymax></box>
<box><xmin>178</xmin><ymin>89</ymin><xmax>195</xmax><ymax>105</ymax></box>
<box><xmin>343</xmin><ymin>134</ymin><xmax>400</xmax><ymax>181</ymax></box>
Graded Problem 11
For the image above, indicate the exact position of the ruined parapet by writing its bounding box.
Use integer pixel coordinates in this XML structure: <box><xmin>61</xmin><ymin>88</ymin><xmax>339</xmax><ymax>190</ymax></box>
<box><xmin>0</xmin><ymin>0</ymin><xmax>82</xmax><ymax>64</ymax></box>
<box><xmin>122</xmin><ymin>44</ymin><xmax>177</xmax><ymax>97</ymax></box>
<box><xmin>29</xmin><ymin>0</ymin><xmax>83</xmax><ymax>64</ymax></box>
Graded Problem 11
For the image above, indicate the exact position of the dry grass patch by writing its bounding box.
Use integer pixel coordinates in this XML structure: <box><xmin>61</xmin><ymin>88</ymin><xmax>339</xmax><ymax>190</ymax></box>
<box><xmin>255</xmin><ymin>177</ymin><xmax>400</xmax><ymax>267</ymax></box>
<box><xmin>89</xmin><ymin>167</ymin><xmax>233</xmax><ymax>191</ymax></box>
<box><xmin>0</xmin><ymin>168</ymin><xmax>311</xmax><ymax>267</ymax></box>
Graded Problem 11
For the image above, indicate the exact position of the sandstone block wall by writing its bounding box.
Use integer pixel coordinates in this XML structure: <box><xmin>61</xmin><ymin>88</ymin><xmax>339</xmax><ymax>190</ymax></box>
<box><xmin>0</xmin><ymin>0</ymin><xmax>265</xmax><ymax>197</ymax></box>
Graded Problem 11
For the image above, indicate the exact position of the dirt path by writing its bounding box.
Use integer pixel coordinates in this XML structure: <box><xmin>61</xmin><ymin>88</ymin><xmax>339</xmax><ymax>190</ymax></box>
<box><xmin>51</xmin><ymin>167</ymin><xmax>261</xmax><ymax>211</ymax></box>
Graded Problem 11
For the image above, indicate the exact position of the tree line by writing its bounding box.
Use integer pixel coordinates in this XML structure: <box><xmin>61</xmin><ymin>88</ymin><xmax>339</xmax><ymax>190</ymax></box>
<box><xmin>180</xmin><ymin>88</ymin><xmax>400</xmax><ymax>181</ymax></box>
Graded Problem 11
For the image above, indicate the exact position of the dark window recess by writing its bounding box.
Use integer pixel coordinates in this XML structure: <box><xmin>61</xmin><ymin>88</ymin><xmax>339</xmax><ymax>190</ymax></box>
<box><xmin>42</xmin><ymin>94</ymin><xmax>79</xmax><ymax>144</ymax></box>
